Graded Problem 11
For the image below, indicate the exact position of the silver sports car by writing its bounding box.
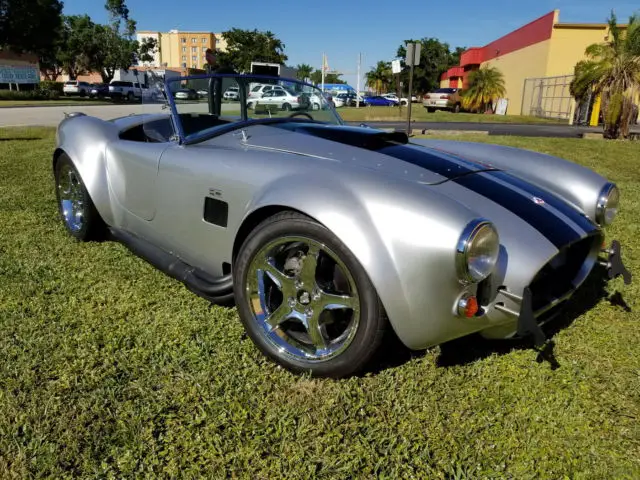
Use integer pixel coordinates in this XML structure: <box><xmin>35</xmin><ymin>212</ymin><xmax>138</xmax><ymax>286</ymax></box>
<box><xmin>53</xmin><ymin>72</ymin><xmax>632</xmax><ymax>378</ymax></box>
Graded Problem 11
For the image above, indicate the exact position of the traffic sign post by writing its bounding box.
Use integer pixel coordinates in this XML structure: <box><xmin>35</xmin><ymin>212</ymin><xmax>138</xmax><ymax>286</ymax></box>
<box><xmin>404</xmin><ymin>42</ymin><xmax>421</xmax><ymax>134</ymax></box>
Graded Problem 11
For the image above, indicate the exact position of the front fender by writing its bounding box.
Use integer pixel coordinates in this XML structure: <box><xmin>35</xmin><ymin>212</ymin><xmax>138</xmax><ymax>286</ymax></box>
<box><xmin>244</xmin><ymin>172</ymin><xmax>486</xmax><ymax>350</ymax></box>
<box><xmin>414</xmin><ymin>139</ymin><xmax>610</xmax><ymax>222</ymax></box>
<box><xmin>55</xmin><ymin>115</ymin><xmax>120</xmax><ymax>226</ymax></box>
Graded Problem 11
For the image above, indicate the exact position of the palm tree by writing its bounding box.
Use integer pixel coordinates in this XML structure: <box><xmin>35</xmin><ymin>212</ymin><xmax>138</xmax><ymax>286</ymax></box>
<box><xmin>461</xmin><ymin>65</ymin><xmax>506</xmax><ymax>113</ymax></box>
<box><xmin>295</xmin><ymin>63</ymin><xmax>313</xmax><ymax>82</ymax></box>
<box><xmin>365</xmin><ymin>61</ymin><xmax>392</xmax><ymax>94</ymax></box>
<box><xmin>571</xmin><ymin>12</ymin><xmax>640</xmax><ymax>139</ymax></box>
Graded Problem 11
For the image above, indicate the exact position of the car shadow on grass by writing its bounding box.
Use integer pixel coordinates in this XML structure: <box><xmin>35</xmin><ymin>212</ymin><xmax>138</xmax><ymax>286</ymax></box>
<box><xmin>365</xmin><ymin>269</ymin><xmax>630</xmax><ymax>375</ymax></box>
<box><xmin>0</xmin><ymin>137</ymin><xmax>43</xmax><ymax>141</ymax></box>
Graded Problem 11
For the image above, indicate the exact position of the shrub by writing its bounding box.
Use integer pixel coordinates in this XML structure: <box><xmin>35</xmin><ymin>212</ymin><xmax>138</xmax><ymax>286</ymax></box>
<box><xmin>39</xmin><ymin>80</ymin><xmax>64</xmax><ymax>94</ymax></box>
<box><xmin>0</xmin><ymin>87</ymin><xmax>60</xmax><ymax>101</ymax></box>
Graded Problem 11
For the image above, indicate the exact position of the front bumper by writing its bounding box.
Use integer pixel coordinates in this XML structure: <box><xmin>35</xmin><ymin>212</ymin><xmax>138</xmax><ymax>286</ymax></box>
<box><xmin>498</xmin><ymin>239</ymin><xmax>632</xmax><ymax>347</ymax></box>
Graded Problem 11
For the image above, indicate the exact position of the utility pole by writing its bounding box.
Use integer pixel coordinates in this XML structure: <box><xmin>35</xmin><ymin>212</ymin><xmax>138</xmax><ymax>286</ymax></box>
<box><xmin>356</xmin><ymin>53</ymin><xmax>361</xmax><ymax>108</ymax></box>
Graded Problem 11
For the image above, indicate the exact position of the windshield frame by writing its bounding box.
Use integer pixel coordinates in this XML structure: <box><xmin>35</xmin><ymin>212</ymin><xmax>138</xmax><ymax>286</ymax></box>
<box><xmin>163</xmin><ymin>73</ymin><xmax>345</xmax><ymax>145</ymax></box>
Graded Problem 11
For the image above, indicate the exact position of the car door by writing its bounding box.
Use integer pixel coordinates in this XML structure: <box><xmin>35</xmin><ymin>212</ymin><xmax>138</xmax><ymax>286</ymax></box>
<box><xmin>271</xmin><ymin>89</ymin><xmax>287</xmax><ymax>109</ymax></box>
<box><xmin>260</xmin><ymin>90</ymin><xmax>275</xmax><ymax>107</ymax></box>
<box><xmin>151</xmin><ymin>140</ymin><xmax>251</xmax><ymax>276</ymax></box>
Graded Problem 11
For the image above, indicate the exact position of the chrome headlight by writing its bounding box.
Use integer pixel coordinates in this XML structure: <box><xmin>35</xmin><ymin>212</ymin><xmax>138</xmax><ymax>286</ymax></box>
<box><xmin>596</xmin><ymin>183</ymin><xmax>619</xmax><ymax>226</ymax></box>
<box><xmin>456</xmin><ymin>219</ymin><xmax>500</xmax><ymax>283</ymax></box>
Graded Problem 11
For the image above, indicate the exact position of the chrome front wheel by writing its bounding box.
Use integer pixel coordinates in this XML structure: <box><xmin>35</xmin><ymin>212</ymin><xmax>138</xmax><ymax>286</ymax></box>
<box><xmin>247</xmin><ymin>236</ymin><xmax>360</xmax><ymax>361</ymax></box>
<box><xmin>234</xmin><ymin>211</ymin><xmax>387</xmax><ymax>378</ymax></box>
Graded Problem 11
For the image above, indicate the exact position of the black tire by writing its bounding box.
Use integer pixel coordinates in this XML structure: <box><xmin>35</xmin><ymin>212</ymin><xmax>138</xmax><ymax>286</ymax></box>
<box><xmin>127</xmin><ymin>92</ymin><xmax>134</xmax><ymax>102</ymax></box>
<box><xmin>54</xmin><ymin>153</ymin><xmax>106</xmax><ymax>241</ymax></box>
<box><xmin>233</xmin><ymin>211</ymin><xmax>388</xmax><ymax>378</ymax></box>
<box><xmin>282</xmin><ymin>103</ymin><xmax>291</xmax><ymax>111</ymax></box>
<box><xmin>453</xmin><ymin>103</ymin><xmax>461</xmax><ymax>113</ymax></box>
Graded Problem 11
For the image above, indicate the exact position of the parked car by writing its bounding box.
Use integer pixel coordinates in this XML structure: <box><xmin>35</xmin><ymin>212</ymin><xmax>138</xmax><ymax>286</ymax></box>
<box><xmin>382</xmin><ymin>93</ymin><xmax>416</xmax><ymax>105</ymax></box>
<box><xmin>254</xmin><ymin>88</ymin><xmax>309</xmax><ymax>111</ymax></box>
<box><xmin>223</xmin><ymin>86</ymin><xmax>239</xmax><ymax>101</ymax></box>
<box><xmin>89</xmin><ymin>83</ymin><xmax>109</xmax><ymax>99</ymax></box>
<box><xmin>423</xmin><ymin>87</ymin><xmax>463</xmax><ymax>112</ymax></box>
<box><xmin>247</xmin><ymin>83</ymin><xmax>285</xmax><ymax>102</ymax></box>
<box><xmin>52</xmin><ymin>72</ymin><xmax>631</xmax><ymax>379</ymax></box>
<box><xmin>174</xmin><ymin>88</ymin><xmax>199</xmax><ymax>100</ymax></box>
<box><xmin>63</xmin><ymin>81</ymin><xmax>91</xmax><ymax>97</ymax></box>
<box><xmin>108</xmin><ymin>81</ymin><xmax>142</xmax><ymax>102</ymax></box>
<box><xmin>364</xmin><ymin>95</ymin><xmax>397</xmax><ymax>106</ymax></box>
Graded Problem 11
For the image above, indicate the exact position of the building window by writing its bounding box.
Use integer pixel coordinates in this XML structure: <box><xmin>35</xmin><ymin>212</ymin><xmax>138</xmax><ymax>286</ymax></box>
<box><xmin>182</xmin><ymin>62</ymin><xmax>186</xmax><ymax>68</ymax></box>
<box><xmin>202</xmin><ymin>38</ymin><xmax>207</xmax><ymax>43</ymax></box>
<box><xmin>181</xmin><ymin>37</ymin><xmax>186</xmax><ymax>43</ymax></box>
<box><xmin>192</xmin><ymin>56</ymin><xmax>197</xmax><ymax>62</ymax></box>
<box><xmin>191</xmin><ymin>37</ymin><xmax>196</xmax><ymax>43</ymax></box>
<box><xmin>202</xmin><ymin>46</ymin><xmax>207</xmax><ymax>52</ymax></box>
<box><xmin>182</xmin><ymin>55</ymin><xmax>186</xmax><ymax>61</ymax></box>
<box><xmin>191</xmin><ymin>46</ymin><xmax>196</xmax><ymax>52</ymax></box>
<box><xmin>182</xmin><ymin>47</ymin><xmax>186</xmax><ymax>52</ymax></box>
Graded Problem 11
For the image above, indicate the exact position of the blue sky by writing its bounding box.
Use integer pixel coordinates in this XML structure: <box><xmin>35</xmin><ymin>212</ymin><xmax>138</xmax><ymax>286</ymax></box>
<box><xmin>62</xmin><ymin>0</ymin><xmax>638</xmax><ymax>87</ymax></box>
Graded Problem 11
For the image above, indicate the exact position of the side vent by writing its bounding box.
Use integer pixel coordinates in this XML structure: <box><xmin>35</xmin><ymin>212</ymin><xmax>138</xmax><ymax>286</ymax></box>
<box><xmin>203</xmin><ymin>197</ymin><xmax>228</xmax><ymax>227</ymax></box>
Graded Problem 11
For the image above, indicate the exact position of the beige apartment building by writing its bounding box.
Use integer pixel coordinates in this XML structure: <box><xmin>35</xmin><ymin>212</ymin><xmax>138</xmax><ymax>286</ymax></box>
<box><xmin>136</xmin><ymin>30</ymin><xmax>227</xmax><ymax>71</ymax></box>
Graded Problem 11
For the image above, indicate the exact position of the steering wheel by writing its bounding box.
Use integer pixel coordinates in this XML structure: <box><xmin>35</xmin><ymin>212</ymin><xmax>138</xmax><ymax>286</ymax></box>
<box><xmin>288</xmin><ymin>112</ymin><xmax>314</xmax><ymax>120</ymax></box>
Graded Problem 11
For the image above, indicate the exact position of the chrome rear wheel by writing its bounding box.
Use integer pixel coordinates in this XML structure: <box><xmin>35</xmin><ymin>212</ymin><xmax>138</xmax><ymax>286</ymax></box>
<box><xmin>54</xmin><ymin>153</ymin><xmax>105</xmax><ymax>241</ymax></box>
<box><xmin>57</xmin><ymin>163</ymin><xmax>85</xmax><ymax>233</ymax></box>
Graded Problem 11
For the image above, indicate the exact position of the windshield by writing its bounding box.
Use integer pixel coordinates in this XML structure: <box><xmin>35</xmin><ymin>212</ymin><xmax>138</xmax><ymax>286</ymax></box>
<box><xmin>160</xmin><ymin>73</ymin><xmax>343</xmax><ymax>143</ymax></box>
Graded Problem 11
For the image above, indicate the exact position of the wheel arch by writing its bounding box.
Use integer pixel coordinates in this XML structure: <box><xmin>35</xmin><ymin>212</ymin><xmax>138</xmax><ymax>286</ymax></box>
<box><xmin>231</xmin><ymin>181</ymin><xmax>418</xmax><ymax>346</ymax></box>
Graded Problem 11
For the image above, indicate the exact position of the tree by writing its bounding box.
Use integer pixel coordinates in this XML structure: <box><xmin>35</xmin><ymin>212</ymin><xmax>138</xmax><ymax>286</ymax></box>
<box><xmin>296</xmin><ymin>63</ymin><xmax>313</xmax><ymax>82</ymax></box>
<box><xmin>395</xmin><ymin>39</ymin><xmax>463</xmax><ymax>94</ymax></box>
<box><xmin>0</xmin><ymin>0</ymin><xmax>63</xmax><ymax>55</ymax></box>
<box><xmin>365</xmin><ymin>61</ymin><xmax>392</xmax><ymax>94</ymax></box>
<box><xmin>216</xmin><ymin>28</ymin><xmax>287</xmax><ymax>72</ymax></box>
<box><xmin>571</xmin><ymin>11</ymin><xmax>640</xmax><ymax>139</ymax></box>
<box><xmin>460</xmin><ymin>65</ymin><xmax>506</xmax><ymax>113</ymax></box>
<box><xmin>40</xmin><ymin>15</ymin><xmax>97</xmax><ymax>80</ymax></box>
<box><xmin>309</xmin><ymin>69</ymin><xmax>346</xmax><ymax>86</ymax></box>
<box><xmin>79</xmin><ymin>1</ymin><xmax>156</xmax><ymax>83</ymax></box>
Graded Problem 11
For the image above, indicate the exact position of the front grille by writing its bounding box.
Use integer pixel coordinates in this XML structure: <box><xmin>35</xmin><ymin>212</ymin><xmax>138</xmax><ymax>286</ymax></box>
<box><xmin>529</xmin><ymin>233</ymin><xmax>602</xmax><ymax>312</ymax></box>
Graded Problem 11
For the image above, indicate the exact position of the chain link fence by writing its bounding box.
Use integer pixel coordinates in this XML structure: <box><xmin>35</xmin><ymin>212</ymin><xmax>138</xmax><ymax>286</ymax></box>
<box><xmin>521</xmin><ymin>75</ymin><xmax>574</xmax><ymax>121</ymax></box>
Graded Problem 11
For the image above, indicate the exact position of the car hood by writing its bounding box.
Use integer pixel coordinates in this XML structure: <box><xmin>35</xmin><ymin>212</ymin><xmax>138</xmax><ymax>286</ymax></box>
<box><xmin>236</xmin><ymin>123</ymin><xmax>497</xmax><ymax>185</ymax></box>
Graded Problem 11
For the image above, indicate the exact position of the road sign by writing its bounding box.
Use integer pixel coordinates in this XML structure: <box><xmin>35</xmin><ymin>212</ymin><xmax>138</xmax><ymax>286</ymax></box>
<box><xmin>405</xmin><ymin>43</ymin><xmax>421</xmax><ymax>66</ymax></box>
<box><xmin>391</xmin><ymin>60</ymin><xmax>401</xmax><ymax>74</ymax></box>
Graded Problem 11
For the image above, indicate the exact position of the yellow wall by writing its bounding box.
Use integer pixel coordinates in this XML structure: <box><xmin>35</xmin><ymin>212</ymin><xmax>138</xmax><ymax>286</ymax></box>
<box><xmin>214</xmin><ymin>34</ymin><xmax>228</xmax><ymax>53</ymax></box>
<box><xmin>440</xmin><ymin>78</ymin><xmax>449</xmax><ymax>88</ymax></box>
<box><xmin>546</xmin><ymin>26</ymin><xmax>609</xmax><ymax>76</ymax></box>
<box><xmin>157</xmin><ymin>31</ymin><xmax>215</xmax><ymax>70</ymax></box>
<box><xmin>481</xmin><ymin>40</ymin><xmax>551</xmax><ymax>115</ymax></box>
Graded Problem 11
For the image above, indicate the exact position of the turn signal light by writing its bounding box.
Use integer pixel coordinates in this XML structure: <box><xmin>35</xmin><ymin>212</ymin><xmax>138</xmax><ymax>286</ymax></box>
<box><xmin>457</xmin><ymin>295</ymin><xmax>479</xmax><ymax>318</ymax></box>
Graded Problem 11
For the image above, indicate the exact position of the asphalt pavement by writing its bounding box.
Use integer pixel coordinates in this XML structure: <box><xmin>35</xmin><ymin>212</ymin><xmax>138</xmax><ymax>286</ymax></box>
<box><xmin>2</xmin><ymin>103</ymin><xmax>638</xmax><ymax>138</ymax></box>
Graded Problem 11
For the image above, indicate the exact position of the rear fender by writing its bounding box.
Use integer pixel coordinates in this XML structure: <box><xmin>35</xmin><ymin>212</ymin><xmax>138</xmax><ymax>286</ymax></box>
<box><xmin>54</xmin><ymin>115</ymin><xmax>120</xmax><ymax>226</ymax></box>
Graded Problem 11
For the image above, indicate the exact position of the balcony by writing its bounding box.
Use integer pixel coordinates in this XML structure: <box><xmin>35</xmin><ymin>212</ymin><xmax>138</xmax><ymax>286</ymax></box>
<box><xmin>460</xmin><ymin>47</ymin><xmax>485</xmax><ymax>67</ymax></box>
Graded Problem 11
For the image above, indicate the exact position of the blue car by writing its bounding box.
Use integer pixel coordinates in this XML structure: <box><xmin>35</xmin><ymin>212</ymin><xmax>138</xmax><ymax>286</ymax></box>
<box><xmin>363</xmin><ymin>95</ymin><xmax>397</xmax><ymax>106</ymax></box>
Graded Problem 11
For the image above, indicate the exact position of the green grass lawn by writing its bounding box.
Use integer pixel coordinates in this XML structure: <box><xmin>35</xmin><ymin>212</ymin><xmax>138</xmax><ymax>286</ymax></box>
<box><xmin>0</xmin><ymin>98</ymin><xmax>114</xmax><ymax>108</ymax></box>
<box><xmin>1</xmin><ymin>127</ymin><xmax>639</xmax><ymax>478</ymax></box>
<box><xmin>337</xmin><ymin>106</ymin><xmax>567</xmax><ymax>124</ymax></box>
